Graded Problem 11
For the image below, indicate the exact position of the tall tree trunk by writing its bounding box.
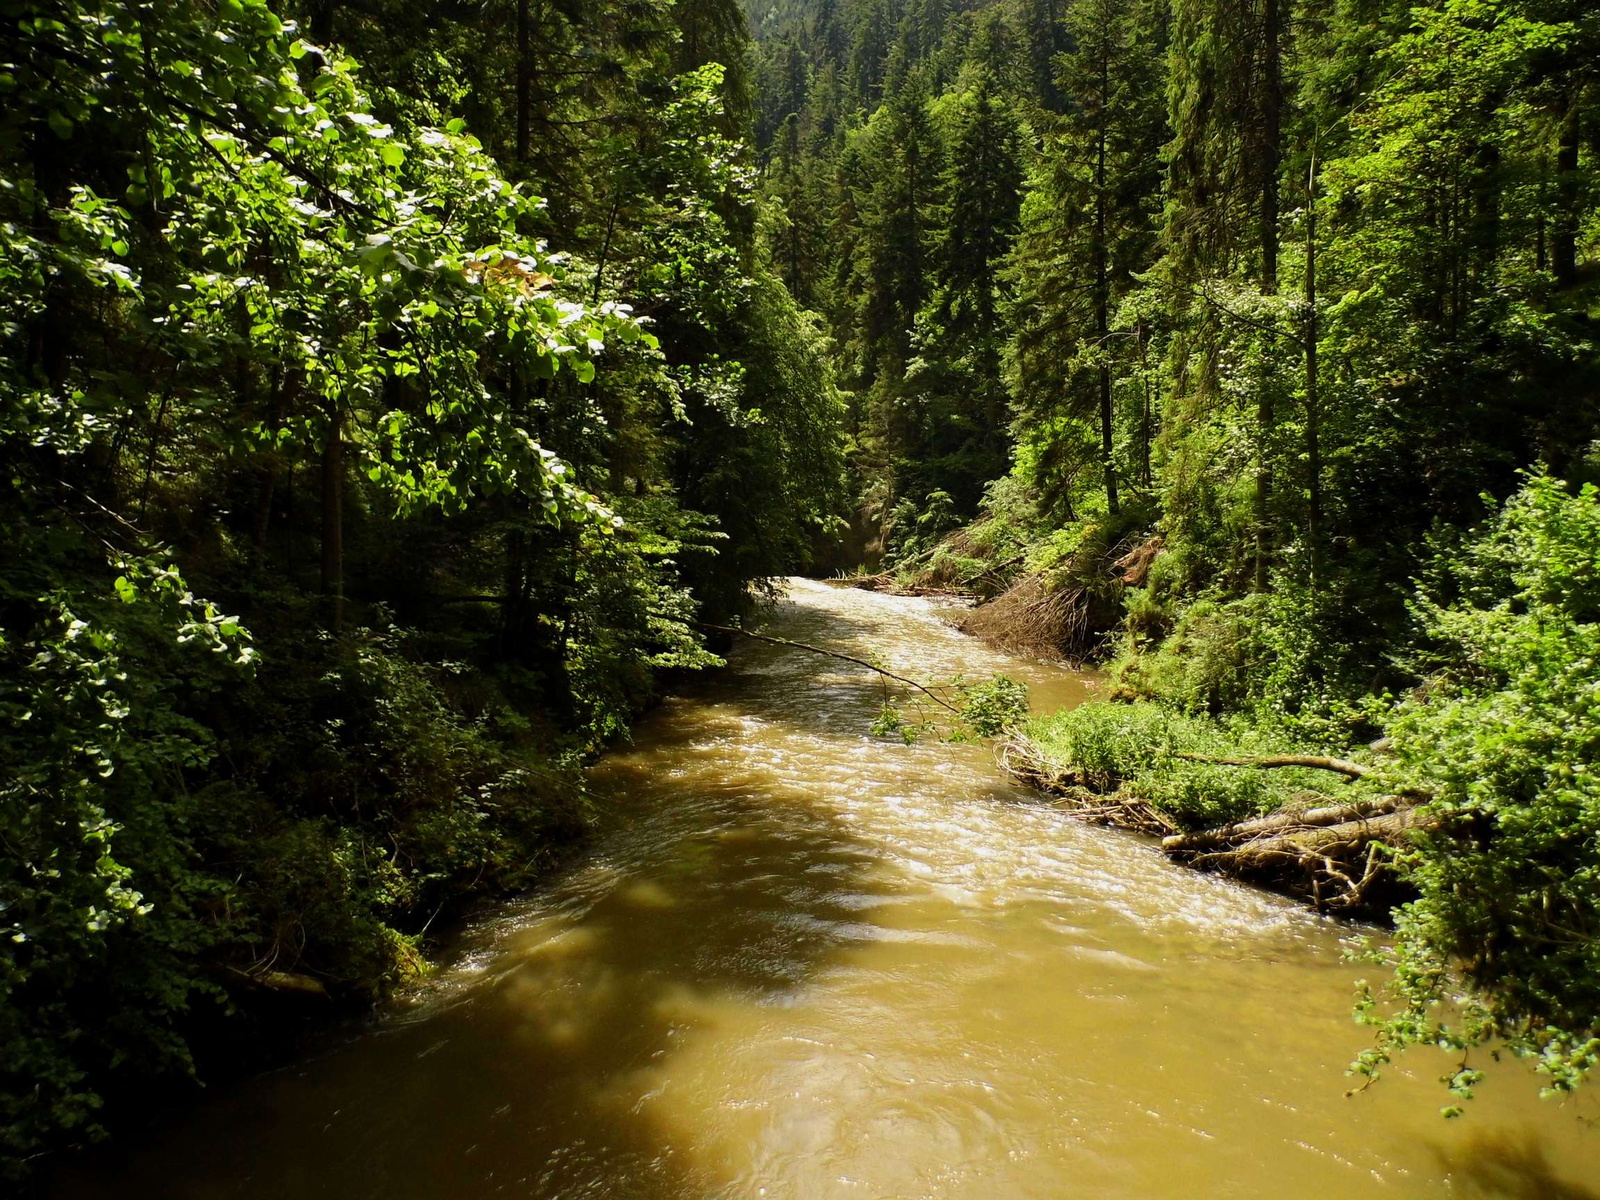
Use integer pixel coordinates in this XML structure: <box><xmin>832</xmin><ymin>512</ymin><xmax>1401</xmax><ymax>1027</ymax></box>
<box><xmin>515</xmin><ymin>0</ymin><xmax>532</xmax><ymax>169</ymax></box>
<box><xmin>1095</xmin><ymin>59</ymin><xmax>1118</xmax><ymax>515</ymax></box>
<box><xmin>320</xmin><ymin>401</ymin><xmax>344</xmax><ymax>630</ymax></box>
<box><xmin>1304</xmin><ymin>155</ymin><xmax>1322</xmax><ymax>590</ymax></box>
<box><xmin>1136</xmin><ymin>321</ymin><xmax>1153</xmax><ymax>489</ymax></box>
<box><xmin>252</xmin><ymin>367</ymin><xmax>283</xmax><ymax>557</ymax></box>
<box><xmin>501</xmin><ymin>526</ymin><xmax>528</xmax><ymax>658</ymax></box>
<box><xmin>1254</xmin><ymin>0</ymin><xmax>1283</xmax><ymax>591</ymax></box>
<box><xmin>1473</xmin><ymin>110</ymin><xmax>1502</xmax><ymax>280</ymax></box>
<box><xmin>1536</xmin><ymin>154</ymin><xmax>1549</xmax><ymax>273</ymax></box>
<box><xmin>1552</xmin><ymin>85</ymin><xmax>1582</xmax><ymax>287</ymax></box>
<box><xmin>1259</xmin><ymin>0</ymin><xmax>1282</xmax><ymax>294</ymax></box>
<box><xmin>307</xmin><ymin>0</ymin><xmax>334</xmax><ymax>42</ymax></box>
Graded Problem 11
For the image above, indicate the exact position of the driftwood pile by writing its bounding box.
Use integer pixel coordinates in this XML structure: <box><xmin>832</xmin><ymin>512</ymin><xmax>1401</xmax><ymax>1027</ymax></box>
<box><xmin>1162</xmin><ymin>793</ymin><xmax>1430</xmax><ymax>915</ymax></box>
<box><xmin>999</xmin><ymin>735</ymin><xmax>1429</xmax><ymax>918</ymax></box>
<box><xmin>998</xmin><ymin>737</ymin><xmax>1179</xmax><ymax>838</ymax></box>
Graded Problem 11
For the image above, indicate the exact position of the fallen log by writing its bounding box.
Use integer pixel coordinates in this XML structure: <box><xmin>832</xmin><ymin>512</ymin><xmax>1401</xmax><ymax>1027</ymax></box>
<box><xmin>1171</xmin><ymin>752</ymin><xmax>1370</xmax><ymax>779</ymax></box>
<box><xmin>1180</xmin><ymin>807</ymin><xmax>1435</xmax><ymax>914</ymax></box>
<box><xmin>1161</xmin><ymin>794</ymin><xmax>1405</xmax><ymax>856</ymax></box>
<box><xmin>227</xmin><ymin>966</ymin><xmax>329</xmax><ymax>997</ymax></box>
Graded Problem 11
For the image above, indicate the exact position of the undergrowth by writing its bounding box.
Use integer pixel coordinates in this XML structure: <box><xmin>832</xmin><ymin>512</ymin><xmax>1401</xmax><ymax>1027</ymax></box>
<box><xmin>1024</xmin><ymin>702</ymin><xmax>1351</xmax><ymax>831</ymax></box>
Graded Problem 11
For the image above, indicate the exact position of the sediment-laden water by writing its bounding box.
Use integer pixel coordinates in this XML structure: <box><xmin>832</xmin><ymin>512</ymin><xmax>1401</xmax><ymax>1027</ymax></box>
<box><xmin>49</xmin><ymin>579</ymin><xmax>1600</xmax><ymax>1198</ymax></box>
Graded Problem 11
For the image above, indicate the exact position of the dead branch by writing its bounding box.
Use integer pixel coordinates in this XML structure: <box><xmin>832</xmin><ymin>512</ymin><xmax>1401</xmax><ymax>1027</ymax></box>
<box><xmin>697</xmin><ymin>622</ymin><xmax>961</xmax><ymax>714</ymax></box>
<box><xmin>1161</xmin><ymin>795</ymin><xmax>1404</xmax><ymax>856</ymax></box>
<box><xmin>1171</xmin><ymin>752</ymin><xmax>1370</xmax><ymax>778</ymax></box>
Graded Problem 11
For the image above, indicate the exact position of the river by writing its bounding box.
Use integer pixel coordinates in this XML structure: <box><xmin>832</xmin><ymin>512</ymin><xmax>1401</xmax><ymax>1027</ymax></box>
<box><xmin>49</xmin><ymin>579</ymin><xmax>1600</xmax><ymax>1198</ymax></box>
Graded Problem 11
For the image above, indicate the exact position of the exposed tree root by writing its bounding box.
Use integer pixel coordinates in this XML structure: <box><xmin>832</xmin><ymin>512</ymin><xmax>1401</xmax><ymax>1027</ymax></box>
<box><xmin>956</xmin><ymin>573</ymin><xmax>1102</xmax><ymax>660</ymax></box>
<box><xmin>1173</xmin><ymin>807</ymin><xmax>1433</xmax><ymax>915</ymax></box>
<box><xmin>1112</xmin><ymin>534</ymin><xmax>1163</xmax><ymax>587</ymax></box>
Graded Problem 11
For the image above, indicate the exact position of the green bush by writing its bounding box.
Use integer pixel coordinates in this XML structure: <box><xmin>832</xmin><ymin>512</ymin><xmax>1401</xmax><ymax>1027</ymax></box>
<box><xmin>1025</xmin><ymin>701</ymin><xmax>1347</xmax><ymax>830</ymax></box>
<box><xmin>958</xmin><ymin>675</ymin><xmax>1030</xmax><ymax>736</ymax></box>
<box><xmin>0</xmin><ymin>577</ymin><xmax>593</xmax><ymax>1174</ymax></box>
<box><xmin>1356</xmin><ymin>475</ymin><xmax>1600</xmax><ymax>1102</ymax></box>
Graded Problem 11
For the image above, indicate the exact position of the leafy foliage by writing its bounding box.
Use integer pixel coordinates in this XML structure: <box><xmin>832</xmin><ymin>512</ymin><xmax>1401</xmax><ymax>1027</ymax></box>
<box><xmin>956</xmin><ymin>673</ymin><xmax>1029</xmax><ymax>737</ymax></box>
<box><xmin>1355</xmin><ymin>475</ymin><xmax>1600</xmax><ymax>1104</ymax></box>
<box><xmin>1026</xmin><ymin>700</ymin><xmax>1347</xmax><ymax>830</ymax></box>
<box><xmin>0</xmin><ymin>0</ymin><xmax>844</xmax><ymax>1175</ymax></box>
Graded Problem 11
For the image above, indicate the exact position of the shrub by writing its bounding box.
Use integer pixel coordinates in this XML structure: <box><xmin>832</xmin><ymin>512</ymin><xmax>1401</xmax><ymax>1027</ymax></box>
<box><xmin>958</xmin><ymin>675</ymin><xmax>1030</xmax><ymax>736</ymax></box>
<box><xmin>1356</xmin><ymin>475</ymin><xmax>1600</xmax><ymax>1102</ymax></box>
<box><xmin>1025</xmin><ymin>701</ymin><xmax>1347</xmax><ymax>830</ymax></box>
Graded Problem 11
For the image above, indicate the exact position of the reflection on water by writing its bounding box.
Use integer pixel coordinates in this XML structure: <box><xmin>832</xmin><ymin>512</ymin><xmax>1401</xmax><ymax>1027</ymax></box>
<box><xmin>47</xmin><ymin>579</ymin><xmax>1600</xmax><ymax>1198</ymax></box>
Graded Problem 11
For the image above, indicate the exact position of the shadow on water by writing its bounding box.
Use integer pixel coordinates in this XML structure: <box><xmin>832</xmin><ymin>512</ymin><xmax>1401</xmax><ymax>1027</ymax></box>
<box><xmin>1432</xmin><ymin>1131</ymin><xmax>1600</xmax><ymax>1200</ymax></box>
<box><xmin>41</xmin><ymin>585</ymin><xmax>1094</xmax><ymax>1199</ymax></box>
<box><xmin>47</xmin><ymin>769</ymin><xmax>899</xmax><ymax>1200</ymax></box>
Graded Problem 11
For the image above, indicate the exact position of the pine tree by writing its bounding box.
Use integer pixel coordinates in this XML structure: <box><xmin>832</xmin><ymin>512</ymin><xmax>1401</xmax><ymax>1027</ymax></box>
<box><xmin>1008</xmin><ymin>0</ymin><xmax>1166</xmax><ymax>516</ymax></box>
<box><xmin>933</xmin><ymin>72</ymin><xmax>1023</xmax><ymax>449</ymax></box>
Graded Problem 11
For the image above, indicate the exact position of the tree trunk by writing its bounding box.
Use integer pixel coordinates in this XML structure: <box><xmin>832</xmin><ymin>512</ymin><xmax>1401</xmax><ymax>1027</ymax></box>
<box><xmin>1095</xmin><ymin>56</ymin><xmax>1118</xmax><ymax>515</ymax></box>
<box><xmin>1259</xmin><ymin>0</ymin><xmax>1282</xmax><ymax>294</ymax></box>
<box><xmin>1536</xmin><ymin>154</ymin><xmax>1549</xmax><ymax>272</ymax></box>
<box><xmin>515</xmin><ymin>0</ymin><xmax>532</xmax><ymax>169</ymax></box>
<box><xmin>501</xmin><ymin>526</ymin><xmax>530</xmax><ymax>658</ymax></box>
<box><xmin>1304</xmin><ymin>154</ymin><xmax>1322</xmax><ymax>587</ymax></box>
<box><xmin>320</xmin><ymin>402</ymin><xmax>344</xmax><ymax>631</ymax></box>
<box><xmin>1254</xmin><ymin>0</ymin><xmax>1283</xmax><ymax>591</ymax></box>
<box><xmin>1552</xmin><ymin>85</ymin><xmax>1582</xmax><ymax>287</ymax></box>
<box><xmin>1137</xmin><ymin>321</ymin><xmax>1153</xmax><ymax>488</ymax></box>
<box><xmin>307</xmin><ymin>0</ymin><xmax>334</xmax><ymax>42</ymax></box>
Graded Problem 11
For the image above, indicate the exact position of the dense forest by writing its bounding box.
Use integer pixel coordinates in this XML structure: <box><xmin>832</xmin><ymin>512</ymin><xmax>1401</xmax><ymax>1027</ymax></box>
<box><xmin>2</xmin><ymin>0</ymin><xmax>1598</xmax><ymax>1180</ymax></box>
<box><xmin>748</xmin><ymin>0</ymin><xmax>1600</xmax><ymax>1116</ymax></box>
<box><xmin>0</xmin><ymin>0</ymin><xmax>843</xmax><ymax>1174</ymax></box>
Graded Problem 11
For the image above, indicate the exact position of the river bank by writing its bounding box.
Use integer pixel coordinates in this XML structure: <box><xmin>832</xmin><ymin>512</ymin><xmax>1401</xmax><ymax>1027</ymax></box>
<box><xmin>42</xmin><ymin>579</ymin><xmax>1600</xmax><ymax>1199</ymax></box>
<box><xmin>996</xmin><ymin>728</ymin><xmax>1421</xmax><ymax>919</ymax></box>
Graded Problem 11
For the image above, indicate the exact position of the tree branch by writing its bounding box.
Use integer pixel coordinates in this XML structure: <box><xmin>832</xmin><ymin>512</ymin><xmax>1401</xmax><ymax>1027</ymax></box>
<box><xmin>1171</xmin><ymin>752</ymin><xmax>1370</xmax><ymax>778</ymax></box>
<box><xmin>696</xmin><ymin>622</ymin><xmax>961</xmax><ymax>714</ymax></box>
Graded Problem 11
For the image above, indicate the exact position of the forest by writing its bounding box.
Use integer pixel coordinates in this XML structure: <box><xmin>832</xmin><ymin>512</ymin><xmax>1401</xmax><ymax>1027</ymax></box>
<box><xmin>750</xmin><ymin>0</ymin><xmax>1600</xmax><ymax>1118</ymax></box>
<box><xmin>2</xmin><ymin>0</ymin><xmax>1598</xmax><ymax>1183</ymax></box>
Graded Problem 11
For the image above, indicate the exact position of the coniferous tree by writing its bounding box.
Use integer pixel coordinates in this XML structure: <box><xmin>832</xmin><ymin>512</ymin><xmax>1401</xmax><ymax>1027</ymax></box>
<box><xmin>1008</xmin><ymin>0</ymin><xmax>1165</xmax><ymax>515</ymax></box>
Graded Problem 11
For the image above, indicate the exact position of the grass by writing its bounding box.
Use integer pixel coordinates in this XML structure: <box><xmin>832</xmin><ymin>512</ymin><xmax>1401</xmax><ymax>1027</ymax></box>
<box><xmin>1023</xmin><ymin>701</ymin><xmax>1354</xmax><ymax>831</ymax></box>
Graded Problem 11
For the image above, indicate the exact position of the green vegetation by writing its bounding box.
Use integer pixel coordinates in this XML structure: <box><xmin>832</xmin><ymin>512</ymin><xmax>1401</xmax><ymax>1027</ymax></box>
<box><xmin>1025</xmin><ymin>702</ymin><xmax>1347</xmax><ymax>831</ymax></box>
<box><xmin>0</xmin><ymin>0</ymin><xmax>842</xmax><ymax>1174</ymax></box>
<box><xmin>1354</xmin><ymin>475</ymin><xmax>1600</xmax><ymax>1106</ymax></box>
<box><xmin>749</xmin><ymin>0</ymin><xmax>1600</xmax><ymax>1103</ymax></box>
<box><xmin>2</xmin><ymin>0</ymin><xmax>1598</xmax><ymax>1172</ymax></box>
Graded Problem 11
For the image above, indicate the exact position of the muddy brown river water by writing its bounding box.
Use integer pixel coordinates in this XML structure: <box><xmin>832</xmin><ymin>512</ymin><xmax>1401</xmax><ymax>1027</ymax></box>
<box><xmin>49</xmin><ymin>579</ymin><xmax>1600</xmax><ymax>1198</ymax></box>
